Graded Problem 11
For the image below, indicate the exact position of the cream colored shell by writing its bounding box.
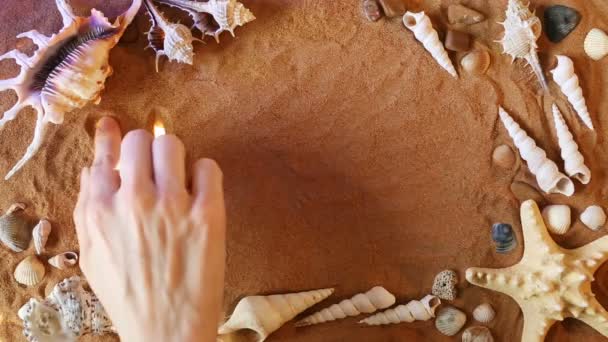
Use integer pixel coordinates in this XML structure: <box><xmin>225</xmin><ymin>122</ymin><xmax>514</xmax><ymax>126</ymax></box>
<box><xmin>461</xmin><ymin>50</ymin><xmax>491</xmax><ymax>75</ymax></box>
<box><xmin>580</xmin><ymin>205</ymin><xmax>606</xmax><ymax>231</ymax></box>
<box><xmin>435</xmin><ymin>306</ymin><xmax>467</xmax><ymax>336</ymax></box>
<box><xmin>218</xmin><ymin>288</ymin><xmax>334</xmax><ymax>341</ymax></box>
<box><xmin>14</xmin><ymin>255</ymin><xmax>45</xmax><ymax>287</ymax></box>
<box><xmin>542</xmin><ymin>204</ymin><xmax>571</xmax><ymax>235</ymax></box>
<box><xmin>473</xmin><ymin>303</ymin><xmax>495</xmax><ymax>323</ymax></box>
<box><xmin>584</xmin><ymin>28</ymin><xmax>608</xmax><ymax>61</ymax></box>
<box><xmin>48</xmin><ymin>252</ymin><xmax>79</xmax><ymax>270</ymax></box>
<box><xmin>552</xmin><ymin>104</ymin><xmax>591</xmax><ymax>185</ymax></box>
<box><xmin>359</xmin><ymin>294</ymin><xmax>441</xmax><ymax>325</ymax></box>
<box><xmin>403</xmin><ymin>11</ymin><xmax>458</xmax><ymax>78</ymax></box>
<box><xmin>551</xmin><ymin>56</ymin><xmax>593</xmax><ymax>130</ymax></box>
<box><xmin>462</xmin><ymin>326</ymin><xmax>494</xmax><ymax>342</ymax></box>
<box><xmin>296</xmin><ymin>286</ymin><xmax>396</xmax><ymax>327</ymax></box>
<box><xmin>33</xmin><ymin>219</ymin><xmax>51</xmax><ymax>255</ymax></box>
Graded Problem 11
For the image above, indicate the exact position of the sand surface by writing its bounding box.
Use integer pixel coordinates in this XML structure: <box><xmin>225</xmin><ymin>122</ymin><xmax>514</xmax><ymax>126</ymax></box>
<box><xmin>1</xmin><ymin>0</ymin><xmax>608</xmax><ymax>341</ymax></box>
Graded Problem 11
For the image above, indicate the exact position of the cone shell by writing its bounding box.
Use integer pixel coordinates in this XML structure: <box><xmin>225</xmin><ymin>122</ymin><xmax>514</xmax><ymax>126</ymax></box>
<box><xmin>472</xmin><ymin>303</ymin><xmax>495</xmax><ymax>323</ymax></box>
<box><xmin>48</xmin><ymin>252</ymin><xmax>79</xmax><ymax>269</ymax></box>
<box><xmin>584</xmin><ymin>28</ymin><xmax>608</xmax><ymax>61</ymax></box>
<box><xmin>461</xmin><ymin>49</ymin><xmax>491</xmax><ymax>75</ymax></box>
<box><xmin>435</xmin><ymin>306</ymin><xmax>467</xmax><ymax>336</ymax></box>
<box><xmin>580</xmin><ymin>205</ymin><xmax>606</xmax><ymax>231</ymax></box>
<box><xmin>0</xmin><ymin>204</ymin><xmax>32</xmax><ymax>252</ymax></box>
<box><xmin>551</xmin><ymin>56</ymin><xmax>593</xmax><ymax>130</ymax></box>
<box><xmin>447</xmin><ymin>4</ymin><xmax>485</xmax><ymax>25</ymax></box>
<box><xmin>14</xmin><ymin>255</ymin><xmax>45</xmax><ymax>286</ymax></box>
<box><xmin>462</xmin><ymin>326</ymin><xmax>494</xmax><ymax>342</ymax></box>
<box><xmin>33</xmin><ymin>219</ymin><xmax>51</xmax><ymax>255</ymax></box>
<box><xmin>542</xmin><ymin>204</ymin><xmax>571</xmax><ymax>235</ymax></box>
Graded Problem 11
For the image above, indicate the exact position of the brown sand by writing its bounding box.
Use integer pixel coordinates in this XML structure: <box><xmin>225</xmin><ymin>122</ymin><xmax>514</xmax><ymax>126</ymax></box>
<box><xmin>1</xmin><ymin>0</ymin><xmax>608</xmax><ymax>341</ymax></box>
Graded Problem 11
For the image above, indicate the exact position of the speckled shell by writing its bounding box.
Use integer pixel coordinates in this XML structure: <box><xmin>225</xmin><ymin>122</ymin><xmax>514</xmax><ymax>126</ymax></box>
<box><xmin>584</xmin><ymin>28</ymin><xmax>608</xmax><ymax>61</ymax></box>
<box><xmin>435</xmin><ymin>306</ymin><xmax>467</xmax><ymax>336</ymax></box>
<box><xmin>472</xmin><ymin>303</ymin><xmax>495</xmax><ymax>323</ymax></box>
<box><xmin>542</xmin><ymin>204</ymin><xmax>571</xmax><ymax>235</ymax></box>
<box><xmin>48</xmin><ymin>252</ymin><xmax>79</xmax><ymax>270</ymax></box>
<box><xmin>462</xmin><ymin>326</ymin><xmax>494</xmax><ymax>342</ymax></box>
<box><xmin>33</xmin><ymin>219</ymin><xmax>51</xmax><ymax>255</ymax></box>
<box><xmin>432</xmin><ymin>270</ymin><xmax>458</xmax><ymax>301</ymax></box>
<box><xmin>492</xmin><ymin>223</ymin><xmax>517</xmax><ymax>253</ymax></box>
<box><xmin>461</xmin><ymin>49</ymin><xmax>491</xmax><ymax>75</ymax></box>
<box><xmin>0</xmin><ymin>204</ymin><xmax>32</xmax><ymax>252</ymax></box>
<box><xmin>14</xmin><ymin>256</ymin><xmax>45</xmax><ymax>287</ymax></box>
<box><xmin>580</xmin><ymin>205</ymin><xmax>606</xmax><ymax>231</ymax></box>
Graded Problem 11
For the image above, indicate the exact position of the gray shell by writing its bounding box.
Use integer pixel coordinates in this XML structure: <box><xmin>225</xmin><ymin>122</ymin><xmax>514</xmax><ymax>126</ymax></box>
<box><xmin>0</xmin><ymin>210</ymin><xmax>32</xmax><ymax>252</ymax></box>
<box><xmin>435</xmin><ymin>306</ymin><xmax>467</xmax><ymax>336</ymax></box>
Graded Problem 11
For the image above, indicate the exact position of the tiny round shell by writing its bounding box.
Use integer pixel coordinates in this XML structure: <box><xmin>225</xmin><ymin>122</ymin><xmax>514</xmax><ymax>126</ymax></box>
<box><xmin>473</xmin><ymin>303</ymin><xmax>495</xmax><ymax>323</ymax></box>
<box><xmin>492</xmin><ymin>145</ymin><xmax>515</xmax><ymax>169</ymax></box>
<box><xmin>435</xmin><ymin>306</ymin><xmax>466</xmax><ymax>336</ymax></box>
<box><xmin>48</xmin><ymin>252</ymin><xmax>79</xmax><ymax>270</ymax></box>
<box><xmin>14</xmin><ymin>255</ymin><xmax>45</xmax><ymax>286</ymax></box>
<box><xmin>580</xmin><ymin>205</ymin><xmax>606</xmax><ymax>231</ymax></box>
<box><xmin>461</xmin><ymin>50</ymin><xmax>491</xmax><ymax>75</ymax></box>
<box><xmin>584</xmin><ymin>28</ymin><xmax>608</xmax><ymax>61</ymax></box>
<box><xmin>542</xmin><ymin>205</ymin><xmax>571</xmax><ymax>235</ymax></box>
<box><xmin>462</xmin><ymin>326</ymin><xmax>494</xmax><ymax>342</ymax></box>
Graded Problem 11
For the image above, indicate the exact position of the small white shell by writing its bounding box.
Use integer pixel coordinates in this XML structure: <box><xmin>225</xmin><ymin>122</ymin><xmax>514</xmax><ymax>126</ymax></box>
<box><xmin>48</xmin><ymin>252</ymin><xmax>79</xmax><ymax>269</ymax></box>
<box><xmin>33</xmin><ymin>219</ymin><xmax>52</xmax><ymax>255</ymax></box>
<box><xmin>580</xmin><ymin>205</ymin><xmax>606</xmax><ymax>231</ymax></box>
<box><xmin>435</xmin><ymin>306</ymin><xmax>467</xmax><ymax>336</ymax></box>
<box><xmin>472</xmin><ymin>303</ymin><xmax>495</xmax><ymax>323</ymax></box>
<box><xmin>14</xmin><ymin>255</ymin><xmax>45</xmax><ymax>286</ymax></box>
<box><xmin>584</xmin><ymin>28</ymin><xmax>608</xmax><ymax>61</ymax></box>
<box><xmin>461</xmin><ymin>49</ymin><xmax>491</xmax><ymax>75</ymax></box>
<box><xmin>462</xmin><ymin>326</ymin><xmax>494</xmax><ymax>342</ymax></box>
<box><xmin>542</xmin><ymin>205</ymin><xmax>571</xmax><ymax>235</ymax></box>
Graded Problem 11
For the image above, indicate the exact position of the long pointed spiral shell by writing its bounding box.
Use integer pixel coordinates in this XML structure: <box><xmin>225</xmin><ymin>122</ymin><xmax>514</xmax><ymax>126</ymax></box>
<box><xmin>33</xmin><ymin>219</ymin><xmax>51</xmax><ymax>255</ymax></box>
<box><xmin>402</xmin><ymin>12</ymin><xmax>458</xmax><ymax>78</ymax></box>
<box><xmin>551</xmin><ymin>55</ymin><xmax>593</xmax><ymax>130</ymax></box>
<box><xmin>359</xmin><ymin>294</ymin><xmax>441</xmax><ymax>326</ymax></box>
<box><xmin>498</xmin><ymin>107</ymin><xmax>574</xmax><ymax>196</ymax></box>
<box><xmin>296</xmin><ymin>286</ymin><xmax>396</xmax><ymax>327</ymax></box>
<box><xmin>552</xmin><ymin>104</ymin><xmax>590</xmax><ymax>184</ymax></box>
<box><xmin>218</xmin><ymin>288</ymin><xmax>334</xmax><ymax>342</ymax></box>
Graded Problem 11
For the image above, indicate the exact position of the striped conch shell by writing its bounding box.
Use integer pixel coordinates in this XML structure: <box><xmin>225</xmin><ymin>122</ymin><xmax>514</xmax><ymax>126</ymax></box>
<box><xmin>296</xmin><ymin>286</ymin><xmax>396</xmax><ymax>327</ymax></box>
<box><xmin>48</xmin><ymin>252</ymin><xmax>79</xmax><ymax>270</ymax></box>
<box><xmin>32</xmin><ymin>219</ymin><xmax>51</xmax><ymax>255</ymax></box>
<box><xmin>403</xmin><ymin>12</ymin><xmax>458</xmax><ymax>78</ymax></box>
<box><xmin>498</xmin><ymin>0</ymin><xmax>548</xmax><ymax>91</ymax></box>
<box><xmin>498</xmin><ymin>107</ymin><xmax>574</xmax><ymax>196</ymax></box>
<box><xmin>154</xmin><ymin>0</ymin><xmax>256</xmax><ymax>42</ymax></box>
<box><xmin>359</xmin><ymin>294</ymin><xmax>441</xmax><ymax>325</ymax></box>
<box><xmin>550</xmin><ymin>56</ymin><xmax>593</xmax><ymax>130</ymax></box>
<box><xmin>144</xmin><ymin>0</ymin><xmax>201</xmax><ymax>72</ymax></box>
<box><xmin>0</xmin><ymin>0</ymin><xmax>142</xmax><ymax>179</ymax></box>
<box><xmin>552</xmin><ymin>104</ymin><xmax>590</xmax><ymax>184</ymax></box>
<box><xmin>218</xmin><ymin>288</ymin><xmax>334</xmax><ymax>342</ymax></box>
<box><xmin>14</xmin><ymin>255</ymin><xmax>45</xmax><ymax>287</ymax></box>
<box><xmin>584</xmin><ymin>28</ymin><xmax>608</xmax><ymax>61</ymax></box>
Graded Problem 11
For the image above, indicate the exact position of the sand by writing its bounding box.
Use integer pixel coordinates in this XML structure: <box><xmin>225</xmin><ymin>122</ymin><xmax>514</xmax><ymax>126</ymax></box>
<box><xmin>0</xmin><ymin>0</ymin><xmax>607</xmax><ymax>341</ymax></box>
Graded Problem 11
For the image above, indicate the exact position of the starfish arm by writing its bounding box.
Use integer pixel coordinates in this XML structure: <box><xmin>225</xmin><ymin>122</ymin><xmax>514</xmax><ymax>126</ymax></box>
<box><xmin>520</xmin><ymin>200</ymin><xmax>561</xmax><ymax>263</ymax></box>
<box><xmin>466</xmin><ymin>266</ymin><xmax>523</xmax><ymax>299</ymax></box>
<box><xmin>577</xmin><ymin>297</ymin><xmax>608</xmax><ymax>337</ymax></box>
<box><xmin>571</xmin><ymin>236</ymin><xmax>608</xmax><ymax>274</ymax></box>
<box><xmin>521</xmin><ymin>303</ymin><xmax>557</xmax><ymax>342</ymax></box>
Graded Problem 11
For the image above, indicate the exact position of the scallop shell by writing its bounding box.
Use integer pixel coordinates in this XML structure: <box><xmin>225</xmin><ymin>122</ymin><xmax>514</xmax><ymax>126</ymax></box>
<box><xmin>580</xmin><ymin>205</ymin><xmax>606</xmax><ymax>231</ymax></box>
<box><xmin>432</xmin><ymin>270</ymin><xmax>458</xmax><ymax>301</ymax></box>
<box><xmin>584</xmin><ymin>28</ymin><xmax>608</xmax><ymax>61</ymax></box>
<box><xmin>33</xmin><ymin>219</ymin><xmax>51</xmax><ymax>255</ymax></box>
<box><xmin>461</xmin><ymin>49</ymin><xmax>491</xmax><ymax>75</ymax></box>
<box><xmin>14</xmin><ymin>255</ymin><xmax>45</xmax><ymax>287</ymax></box>
<box><xmin>435</xmin><ymin>306</ymin><xmax>467</xmax><ymax>336</ymax></box>
<box><xmin>48</xmin><ymin>252</ymin><xmax>79</xmax><ymax>270</ymax></box>
<box><xmin>492</xmin><ymin>144</ymin><xmax>515</xmax><ymax>169</ymax></box>
<box><xmin>462</xmin><ymin>326</ymin><xmax>495</xmax><ymax>342</ymax></box>
<box><xmin>0</xmin><ymin>0</ymin><xmax>142</xmax><ymax>179</ymax></box>
<box><xmin>541</xmin><ymin>204</ymin><xmax>571</xmax><ymax>235</ymax></box>
<box><xmin>472</xmin><ymin>303</ymin><xmax>495</xmax><ymax>323</ymax></box>
<box><xmin>492</xmin><ymin>223</ymin><xmax>517</xmax><ymax>253</ymax></box>
<box><xmin>0</xmin><ymin>203</ymin><xmax>32</xmax><ymax>252</ymax></box>
<box><xmin>543</xmin><ymin>5</ymin><xmax>581</xmax><ymax>43</ymax></box>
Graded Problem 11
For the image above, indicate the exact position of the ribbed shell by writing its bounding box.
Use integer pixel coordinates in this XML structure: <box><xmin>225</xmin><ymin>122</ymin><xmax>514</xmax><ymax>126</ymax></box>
<box><xmin>358</xmin><ymin>295</ymin><xmax>441</xmax><ymax>325</ymax></box>
<box><xmin>0</xmin><ymin>207</ymin><xmax>32</xmax><ymax>252</ymax></box>
<box><xmin>542</xmin><ymin>204</ymin><xmax>571</xmax><ymax>235</ymax></box>
<box><xmin>584</xmin><ymin>28</ymin><xmax>608</xmax><ymax>61</ymax></box>
<box><xmin>543</xmin><ymin>5</ymin><xmax>581</xmax><ymax>43</ymax></box>
<box><xmin>472</xmin><ymin>303</ymin><xmax>495</xmax><ymax>323</ymax></box>
<box><xmin>435</xmin><ymin>306</ymin><xmax>467</xmax><ymax>336</ymax></box>
<box><xmin>551</xmin><ymin>104</ymin><xmax>591</xmax><ymax>184</ymax></box>
<box><xmin>580</xmin><ymin>205</ymin><xmax>606</xmax><ymax>231</ymax></box>
<box><xmin>14</xmin><ymin>256</ymin><xmax>45</xmax><ymax>287</ymax></box>
<box><xmin>492</xmin><ymin>223</ymin><xmax>517</xmax><ymax>254</ymax></box>
<box><xmin>551</xmin><ymin>56</ymin><xmax>593</xmax><ymax>130</ymax></box>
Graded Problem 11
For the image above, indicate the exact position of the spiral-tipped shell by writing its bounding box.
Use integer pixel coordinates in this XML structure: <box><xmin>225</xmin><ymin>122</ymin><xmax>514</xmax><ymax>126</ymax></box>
<box><xmin>551</xmin><ymin>104</ymin><xmax>590</xmax><ymax>184</ymax></box>
<box><xmin>551</xmin><ymin>56</ymin><xmax>593</xmax><ymax>130</ymax></box>
<box><xmin>359</xmin><ymin>295</ymin><xmax>440</xmax><ymax>325</ymax></box>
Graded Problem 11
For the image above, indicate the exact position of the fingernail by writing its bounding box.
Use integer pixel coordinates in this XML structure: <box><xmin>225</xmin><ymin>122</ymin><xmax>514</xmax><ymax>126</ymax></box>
<box><xmin>96</xmin><ymin>117</ymin><xmax>116</xmax><ymax>132</ymax></box>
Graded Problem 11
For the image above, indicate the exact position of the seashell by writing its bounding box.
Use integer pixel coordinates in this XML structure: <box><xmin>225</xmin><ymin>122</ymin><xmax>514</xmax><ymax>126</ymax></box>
<box><xmin>435</xmin><ymin>306</ymin><xmax>466</xmax><ymax>336</ymax></box>
<box><xmin>48</xmin><ymin>252</ymin><xmax>79</xmax><ymax>270</ymax></box>
<box><xmin>580</xmin><ymin>205</ymin><xmax>606</xmax><ymax>231</ymax></box>
<box><xmin>359</xmin><ymin>294</ymin><xmax>441</xmax><ymax>325</ymax></box>
<box><xmin>472</xmin><ymin>303</ymin><xmax>495</xmax><ymax>323</ymax></box>
<box><xmin>144</xmin><ymin>0</ymin><xmax>200</xmax><ymax>72</ymax></box>
<box><xmin>403</xmin><ymin>11</ymin><xmax>458</xmax><ymax>78</ymax></box>
<box><xmin>296</xmin><ymin>286</ymin><xmax>396</xmax><ymax>327</ymax></box>
<box><xmin>492</xmin><ymin>223</ymin><xmax>517</xmax><ymax>253</ymax></box>
<box><xmin>154</xmin><ymin>0</ymin><xmax>256</xmax><ymax>43</ymax></box>
<box><xmin>510</xmin><ymin>181</ymin><xmax>544</xmax><ymax>204</ymax></box>
<box><xmin>584</xmin><ymin>28</ymin><xmax>608</xmax><ymax>61</ymax></box>
<box><xmin>432</xmin><ymin>269</ymin><xmax>457</xmax><ymax>301</ymax></box>
<box><xmin>542</xmin><ymin>204</ymin><xmax>571</xmax><ymax>235</ymax></box>
<box><xmin>363</xmin><ymin>0</ymin><xmax>383</xmax><ymax>22</ymax></box>
<box><xmin>543</xmin><ymin>5</ymin><xmax>581</xmax><ymax>43</ymax></box>
<box><xmin>498</xmin><ymin>0</ymin><xmax>548</xmax><ymax>91</ymax></box>
<box><xmin>0</xmin><ymin>203</ymin><xmax>32</xmax><ymax>252</ymax></box>
<box><xmin>462</xmin><ymin>326</ymin><xmax>495</xmax><ymax>342</ymax></box>
<box><xmin>218</xmin><ymin>288</ymin><xmax>334</xmax><ymax>341</ymax></box>
<box><xmin>551</xmin><ymin>104</ymin><xmax>591</xmax><ymax>184</ymax></box>
<box><xmin>377</xmin><ymin>0</ymin><xmax>406</xmax><ymax>18</ymax></box>
<box><xmin>18</xmin><ymin>276</ymin><xmax>115</xmax><ymax>341</ymax></box>
<box><xmin>498</xmin><ymin>106</ymin><xmax>574</xmax><ymax>196</ymax></box>
<box><xmin>14</xmin><ymin>255</ymin><xmax>45</xmax><ymax>287</ymax></box>
<box><xmin>32</xmin><ymin>219</ymin><xmax>51</xmax><ymax>255</ymax></box>
<box><xmin>461</xmin><ymin>49</ymin><xmax>491</xmax><ymax>75</ymax></box>
<box><xmin>492</xmin><ymin>144</ymin><xmax>515</xmax><ymax>169</ymax></box>
<box><xmin>551</xmin><ymin>56</ymin><xmax>594</xmax><ymax>130</ymax></box>
<box><xmin>447</xmin><ymin>4</ymin><xmax>485</xmax><ymax>25</ymax></box>
<box><xmin>0</xmin><ymin>0</ymin><xmax>142</xmax><ymax>179</ymax></box>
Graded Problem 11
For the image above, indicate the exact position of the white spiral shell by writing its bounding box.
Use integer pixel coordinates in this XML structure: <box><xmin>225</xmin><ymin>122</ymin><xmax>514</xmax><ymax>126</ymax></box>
<box><xmin>359</xmin><ymin>294</ymin><xmax>441</xmax><ymax>325</ymax></box>
<box><xmin>498</xmin><ymin>107</ymin><xmax>574</xmax><ymax>196</ymax></box>
<box><xmin>435</xmin><ymin>306</ymin><xmax>467</xmax><ymax>336</ymax></box>
<box><xmin>580</xmin><ymin>205</ymin><xmax>606</xmax><ymax>231</ymax></box>
<box><xmin>296</xmin><ymin>286</ymin><xmax>396</xmax><ymax>327</ymax></box>
<box><xmin>48</xmin><ymin>252</ymin><xmax>79</xmax><ymax>270</ymax></box>
<box><xmin>584</xmin><ymin>28</ymin><xmax>608</xmax><ymax>61</ymax></box>
<box><xmin>33</xmin><ymin>220</ymin><xmax>51</xmax><ymax>255</ymax></box>
<box><xmin>14</xmin><ymin>256</ymin><xmax>45</xmax><ymax>287</ymax></box>
<box><xmin>552</xmin><ymin>104</ymin><xmax>590</xmax><ymax>184</ymax></box>
<box><xmin>472</xmin><ymin>303</ymin><xmax>495</xmax><ymax>323</ymax></box>
<box><xmin>403</xmin><ymin>11</ymin><xmax>458</xmax><ymax>78</ymax></box>
<box><xmin>541</xmin><ymin>204</ymin><xmax>571</xmax><ymax>235</ymax></box>
<box><xmin>551</xmin><ymin>55</ymin><xmax>593</xmax><ymax>130</ymax></box>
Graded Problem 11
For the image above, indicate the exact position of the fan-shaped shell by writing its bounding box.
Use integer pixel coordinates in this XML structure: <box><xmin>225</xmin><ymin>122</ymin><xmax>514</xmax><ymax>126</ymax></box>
<box><xmin>584</xmin><ymin>28</ymin><xmax>608</xmax><ymax>61</ymax></box>
<box><xmin>542</xmin><ymin>204</ymin><xmax>571</xmax><ymax>235</ymax></box>
<box><xmin>14</xmin><ymin>255</ymin><xmax>45</xmax><ymax>286</ymax></box>
<box><xmin>0</xmin><ymin>203</ymin><xmax>32</xmax><ymax>252</ymax></box>
<box><xmin>462</xmin><ymin>326</ymin><xmax>494</xmax><ymax>342</ymax></box>
<box><xmin>48</xmin><ymin>252</ymin><xmax>79</xmax><ymax>269</ymax></box>
<box><xmin>472</xmin><ymin>303</ymin><xmax>495</xmax><ymax>323</ymax></box>
<box><xmin>33</xmin><ymin>219</ymin><xmax>52</xmax><ymax>255</ymax></box>
<box><xmin>580</xmin><ymin>205</ymin><xmax>606</xmax><ymax>231</ymax></box>
<box><xmin>435</xmin><ymin>306</ymin><xmax>467</xmax><ymax>336</ymax></box>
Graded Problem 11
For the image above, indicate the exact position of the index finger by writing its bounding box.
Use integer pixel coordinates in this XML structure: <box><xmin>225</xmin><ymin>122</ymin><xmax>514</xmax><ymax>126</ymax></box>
<box><xmin>90</xmin><ymin>116</ymin><xmax>121</xmax><ymax>197</ymax></box>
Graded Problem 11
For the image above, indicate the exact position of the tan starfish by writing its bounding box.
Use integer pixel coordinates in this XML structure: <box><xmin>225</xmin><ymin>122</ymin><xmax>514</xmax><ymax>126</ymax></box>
<box><xmin>466</xmin><ymin>200</ymin><xmax>608</xmax><ymax>342</ymax></box>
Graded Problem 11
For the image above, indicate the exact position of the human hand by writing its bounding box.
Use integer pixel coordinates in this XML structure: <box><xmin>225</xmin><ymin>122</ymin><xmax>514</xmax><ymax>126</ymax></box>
<box><xmin>74</xmin><ymin>117</ymin><xmax>226</xmax><ymax>342</ymax></box>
